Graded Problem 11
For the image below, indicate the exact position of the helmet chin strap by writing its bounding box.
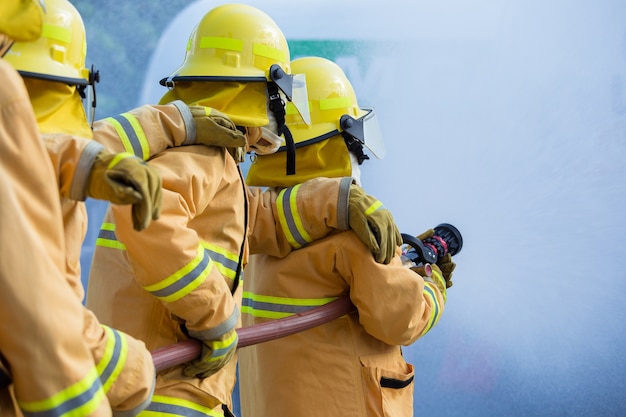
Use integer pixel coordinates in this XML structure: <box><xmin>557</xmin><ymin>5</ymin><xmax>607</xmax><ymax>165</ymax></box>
<box><xmin>267</xmin><ymin>82</ymin><xmax>296</xmax><ymax>175</ymax></box>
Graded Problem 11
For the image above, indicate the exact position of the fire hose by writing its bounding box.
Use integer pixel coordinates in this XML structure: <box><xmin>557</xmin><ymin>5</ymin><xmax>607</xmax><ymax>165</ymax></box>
<box><xmin>151</xmin><ymin>295</ymin><xmax>356</xmax><ymax>372</ymax></box>
<box><xmin>150</xmin><ymin>223</ymin><xmax>462</xmax><ymax>373</ymax></box>
<box><xmin>151</xmin><ymin>265</ymin><xmax>434</xmax><ymax>373</ymax></box>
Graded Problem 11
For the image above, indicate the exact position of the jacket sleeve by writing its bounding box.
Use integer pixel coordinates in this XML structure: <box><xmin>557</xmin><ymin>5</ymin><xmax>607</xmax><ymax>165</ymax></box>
<box><xmin>42</xmin><ymin>133</ymin><xmax>104</xmax><ymax>201</ymax></box>
<box><xmin>92</xmin><ymin>100</ymin><xmax>196</xmax><ymax>159</ymax></box>
<box><xmin>0</xmin><ymin>61</ymin><xmax>111</xmax><ymax>416</ymax></box>
<box><xmin>247</xmin><ymin>176</ymin><xmax>352</xmax><ymax>258</ymax></box>
<box><xmin>336</xmin><ymin>232</ymin><xmax>446</xmax><ymax>346</ymax></box>
<box><xmin>110</xmin><ymin>147</ymin><xmax>238</xmax><ymax>339</ymax></box>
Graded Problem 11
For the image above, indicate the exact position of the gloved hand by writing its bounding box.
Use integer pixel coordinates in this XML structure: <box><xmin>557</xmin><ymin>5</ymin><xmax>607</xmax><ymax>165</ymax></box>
<box><xmin>416</xmin><ymin>228</ymin><xmax>455</xmax><ymax>288</ymax></box>
<box><xmin>183</xmin><ymin>328</ymin><xmax>238</xmax><ymax>379</ymax></box>
<box><xmin>437</xmin><ymin>253</ymin><xmax>456</xmax><ymax>288</ymax></box>
<box><xmin>190</xmin><ymin>106</ymin><xmax>246</xmax><ymax>162</ymax></box>
<box><xmin>348</xmin><ymin>185</ymin><xmax>402</xmax><ymax>264</ymax></box>
<box><xmin>86</xmin><ymin>151</ymin><xmax>162</xmax><ymax>231</ymax></box>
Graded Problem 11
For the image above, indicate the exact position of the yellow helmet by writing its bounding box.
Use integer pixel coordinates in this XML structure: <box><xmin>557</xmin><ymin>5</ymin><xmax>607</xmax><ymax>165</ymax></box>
<box><xmin>160</xmin><ymin>4</ymin><xmax>310</xmax><ymax>122</ymax></box>
<box><xmin>247</xmin><ymin>56</ymin><xmax>385</xmax><ymax>187</ymax></box>
<box><xmin>163</xmin><ymin>3</ymin><xmax>291</xmax><ymax>82</ymax></box>
<box><xmin>0</xmin><ymin>0</ymin><xmax>45</xmax><ymax>43</ymax></box>
<box><xmin>5</xmin><ymin>0</ymin><xmax>97</xmax><ymax>87</ymax></box>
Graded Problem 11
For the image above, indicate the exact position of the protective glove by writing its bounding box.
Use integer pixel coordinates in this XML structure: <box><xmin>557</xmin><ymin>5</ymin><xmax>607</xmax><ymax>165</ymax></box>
<box><xmin>348</xmin><ymin>185</ymin><xmax>402</xmax><ymax>265</ymax></box>
<box><xmin>183</xmin><ymin>328</ymin><xmax>238</xmax><ymax>379</ymax></box>
<box><xmin>86</xmin><ymin>151</ymin><xmax>162</xmax><ymax>231</ymax></box>
<box><xmin>190</xmin><ymin>106</ymin><xmax>246</xmax><ymax>162</ymax></box>
<box><xmin>416</xmin><ymin>229</ymin><xmax>455</xmax><ymax>288</ymax></box>
<box><xmin>437</xmin><ymin>253</ymin><xmax>456</xmax><ymax>288</ymax></box>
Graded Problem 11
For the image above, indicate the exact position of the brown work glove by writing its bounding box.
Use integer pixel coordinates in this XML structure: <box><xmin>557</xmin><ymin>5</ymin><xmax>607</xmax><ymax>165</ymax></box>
<box><xmin>86</xmin><ymin>151</ymin><xmax>162</xmax><ymax>231</ymax></box>
<box><xmin>348</xmin><ymin>185</ymin><xmax>402</xmax><ymax>265</ymax></box>
<box><xmin>416</xmin><ymin>228</ymin><xmax>455</xmax><ymax>288</ymax></box>
<box><xmin>190</xmin><ymin>106</ymin><xmax>246</xmax><ymax>162</ymax></box>
<box><xmin>183</xmin><ymin>328</ymin><xmax>238</xmax><ymax>379</ymax></box>
<box><xmin>437</xmin><ymin>253</ymin><xmax>456</xmax><ymax>288</ymax></box>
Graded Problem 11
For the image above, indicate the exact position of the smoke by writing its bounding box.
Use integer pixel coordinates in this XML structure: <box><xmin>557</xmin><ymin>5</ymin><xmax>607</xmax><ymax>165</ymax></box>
<box><xmin>84</xmin><ymin>0</ymin><xmax>626</xmax><ymax>415</ymax></box>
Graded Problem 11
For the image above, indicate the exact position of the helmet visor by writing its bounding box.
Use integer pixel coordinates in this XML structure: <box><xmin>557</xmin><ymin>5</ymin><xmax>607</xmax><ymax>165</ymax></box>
<box><xmin>269</xmin><ymin>64</ymin><xmax>311</xmax><ymax>125</ymax></box>
<box><xmin>340</xmin><ymin>109</ymin><xmax>385</xmax><ymax>159</ymax></box>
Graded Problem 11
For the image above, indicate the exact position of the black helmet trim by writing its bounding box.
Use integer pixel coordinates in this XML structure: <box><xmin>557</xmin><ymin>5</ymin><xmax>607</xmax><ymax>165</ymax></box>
<box><xmin>275</xmin><ymin>129</ymin><xmax>339</xmax><ymax>152</ymax></box>
<box><xmin>17</xmin><ymin>70</ymin><xmax>90</xmax><ymax>86</ymax></box>
<box><xmin>159</xmin><ymin>75</ymin><xmax>267</xmax><ymax>87</ymax></box>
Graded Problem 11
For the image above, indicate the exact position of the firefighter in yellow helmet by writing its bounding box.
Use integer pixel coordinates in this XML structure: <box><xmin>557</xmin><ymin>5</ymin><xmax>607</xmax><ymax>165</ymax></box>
<box><xmin>240</xmin><ymin>56</ymin><xmax>456</xmax><ymax>417</ymax></box>
<box><xmin>3</xmin><ymin>0</ymin><xmax>175</xmax><ymax>414</ymax></box>
<box><xmin>87</xmin><ymin>5</ymin><xmax>401</xmax><ymax>417</ymax></box>
<box><xmin>0</xmin><ymin>1</ymin><xmax>111</xmax><ymax>415</ymax></box>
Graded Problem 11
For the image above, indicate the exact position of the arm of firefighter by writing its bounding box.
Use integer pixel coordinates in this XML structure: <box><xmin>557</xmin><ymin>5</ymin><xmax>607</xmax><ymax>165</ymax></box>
<box><xmin>110</xmin><ymin>148</ymin><xmax>238</xmax><ymax>335</ymax></box>
<box><xmin>92</xmin><ymin>100</ymin><xmax>196</xmax><ymax>159</ymax></box>
<box><xmin>247</xmin><ymin>177</ymin><xmax>352</xmax><ymax>258</ymax></box>
<box><xmin>42</xmin><ymin>133</ymin><xmax>104</xmax><ymax>201</ymax></box>
<box><xmin>337</xmin><ymin>232</ymin><xmax>446</xmax><ymax>345</ymax></box>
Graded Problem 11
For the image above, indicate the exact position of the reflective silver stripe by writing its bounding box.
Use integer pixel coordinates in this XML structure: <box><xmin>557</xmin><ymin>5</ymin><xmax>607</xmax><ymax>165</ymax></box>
<box><xmin>170</xmin><ymin>100</ymin><xmax>195</xmax><ymax>145</ymax></box>
<box><xmin>109</xmin><ymin>114</ymin><xmax>144</xmax><ymax>157</ymax></box>
<box><xmin>242</xmin><ymin>298</ymin><xmax>321</xmax><ymax>315</ymax></box>
<box><xmin>187</xmin><ymin>308</ymin><xmax>240</xmax><ymax>341</ymax></box>
<box><xmin>146</xmin><ymin>250</ymin><xmax>211</xmax><ymax>300</ymax></box>
<box><xmin>70</xmin><ymin>140</ymin><xmax>105</xmax><ymax>201</ymax></box>
<box><xmin>20</xmin><ymin>368</ymin><xmax>105</xmax><ymax>417</ymax></box>
<box><xmin>337</xmin><ymin>177</ymin><xmax>352</xmax><ymax>230</ymax></box>
<box><xmin>204</xmin><ymin>247</ymin><xmax>238</xmax><ymax>280</ymax></box>
<box><xmin>146</xmin><ymin>395</ymin><xmax>223</xmax><ymax>417</ymax></box>
<box><xmin>279</xmin><ymin>186</ymin><xmax>309</xmax><ymax>247</ymax></box>
<box><xmin>97</xmin><ymin>326</ymin><xmax>126</xmax><ymax>393</ymax></box>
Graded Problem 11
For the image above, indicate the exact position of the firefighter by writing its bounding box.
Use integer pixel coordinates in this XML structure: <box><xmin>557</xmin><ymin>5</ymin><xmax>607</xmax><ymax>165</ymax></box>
<box><xmin>86</xmin><ymin>5</ymin><xmax>402</xmax><ymax>417</ymax></box>
<box><xmin>0</xmin><ymin>1</ymin><xmax>110</xmax><ymax>415</ymax></box>
<box><xmin>240</xmin><ymin>56</ymin><xmax>457</xmax><ymax>417</ymax></box>
<box><xmin>4</xmin><ymin>0</ymin><xmax>166</xmax><ymax>414</ymax></box>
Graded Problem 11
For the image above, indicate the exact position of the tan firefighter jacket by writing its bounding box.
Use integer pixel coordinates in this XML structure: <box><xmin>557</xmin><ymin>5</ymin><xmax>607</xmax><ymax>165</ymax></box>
<box><xmin>239</xmin><ymin>228</ymin><xmax>447</xmax><ymax>417</ymax></box>
<box><xmin>86</xmin><ymin>137</ymin><xmax>353</xmax><ymax>416</ymax></box>
<box><xmin>40</xmin><ymin>101</ymin><xmax>199</xmax><ymax>415</ymax></box>
<box><xmin>0</xmin><ymin>59</ymin><xmax>111</xmax><ymax>417</ymax></box>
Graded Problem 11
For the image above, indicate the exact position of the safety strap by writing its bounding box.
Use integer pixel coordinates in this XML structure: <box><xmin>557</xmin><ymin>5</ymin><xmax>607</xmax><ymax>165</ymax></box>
<box><xmin>267</xmin><ymin>82</ymin><xmax>296</xmax><ymax>175</ymax></box>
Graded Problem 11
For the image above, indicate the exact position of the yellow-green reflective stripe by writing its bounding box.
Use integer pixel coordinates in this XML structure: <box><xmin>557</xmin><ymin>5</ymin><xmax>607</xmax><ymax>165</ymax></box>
<box><xmin>95</xmin><ymin>238</ymin><xmax>126</xmax><ymax>250</ymax></box>
<box><xmin>253</xmin><ymin>43</ymin><xmax>286</xmax><ymax>62</ymax></box>
<box><xmin>276</xmin><ymin>185</ymin><xmax>312</xmax><ymax>249</ymax></box>
<box><xmin>364</xmin><ymin>200</ymin><xmax>382</xmax><ymax>216</ymax></box>
<box><xmin>201</xmin><ymin>242</ymin><xmax>239</xmax><ymax>280</ymax></box>
<box><xmin>319</xmin><ymin>96</ymin><xmax>352</xmax><ymax>111</ymax></box>
<box><xmin>142</xmin><ymin>395</ymin><xmax>222</xmax><ymax>417</ymax></box>
<box><xmin>242</xmin><ymin>292</ymin><xmax>336</xmax><ymax>319</ymax></box>
<box><xmin>108</xmin><ymin>152</ymin><xmax>135</xmax><ymax>169</ymax></box>
<box><xmin>276</xmin><ymin>188</ymin><xmax>297</xmax><ymax>248</ymax></box>
<box><xmin>420</xmin><ymin>283</ymin><xmax>442</xmax><ymax>336</ymax></box>
<box><xmin>200</xmin><ymin>36</ymin><xmax>242</xmax><ymax>51</ymax></box>
<box><xmin>95</xmin><ymin>223</ymin><xmax>126</xmax><ymax>250</ymax></box>
<box><xmin>107</xmin><ymin>114</ymin><xmax>150</xmax><ymax>159</ymax></box>
<box><xmin>143</xmin><ymin>245</ymin><xmax>212</xmax><ymax>303</ymax></box>
<box><xmin>19</xmin><ymin>367</ymin><xmax>105</xmax><ymax>417</ymax></box>
<box><xmin>97</xmin><ymin>326</ymin><xmax>128</xmax><ymax>394</ymax></box>
<box><xmin>431</xmin><ymin>270</ymin><xmax>447</xmax><ymax>303</ymax></box>
<box><xmin>104</xmin><ymin>117</ymin><xmax>136</xmax><ymax>155</ymax></box>
<box><xmin>42</xmin><ymin>24</ymin><xmax>71</xmax><ymax>44</ymax></box>
<box><xmin>207</xmin><ymin>331</ymin><xmax>238</xmax><ymax>362</ymax></box>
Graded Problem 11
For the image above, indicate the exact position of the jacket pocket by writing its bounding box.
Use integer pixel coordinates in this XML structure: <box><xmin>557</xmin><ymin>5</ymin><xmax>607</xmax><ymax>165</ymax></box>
<box><xmin>360</xmin><ymin>353</ymin><xmax>415</xmax><ymax>417</ymax></box>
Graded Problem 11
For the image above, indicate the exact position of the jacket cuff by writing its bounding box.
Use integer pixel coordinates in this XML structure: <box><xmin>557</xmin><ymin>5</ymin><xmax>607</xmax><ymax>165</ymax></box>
<box><xmin>170</xmin><ymin>100</ymin><xmax>195</xmax><ymax>145</ymax></box>
<box><xmin>337</xmin><ymin>177</ymin><xmax>353</xmax><ymax>230</ymax></box>
<box><xmin>187</xmin><ymin>307</ymin><xmax>240</xmax><ymax>341</ymax></box>
<box><xmin>70</xmin><ymin>140</ymin><xmax>105</xmax><ymax>201</ymax></box>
